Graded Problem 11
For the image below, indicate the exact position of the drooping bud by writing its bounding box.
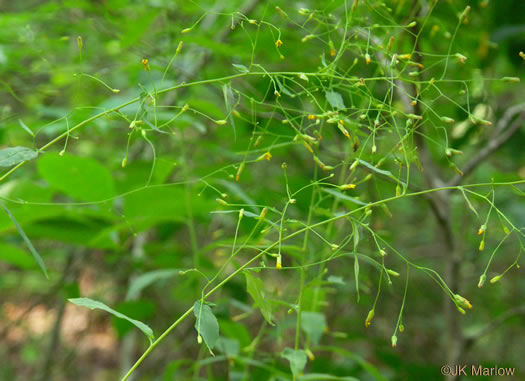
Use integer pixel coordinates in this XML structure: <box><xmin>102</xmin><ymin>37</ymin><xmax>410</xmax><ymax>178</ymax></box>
<box><xmin>235</xmin><ymin>162</ymin><xmax>245</xmax><ymax>182</ymax></box>
<box><xmin>275</xmin><ymin>6</ymin><xmax>288</xmax><ymax>19</ymax></box>
<box><xmin>478</xmin><ymin>274</ymin><xmax>486</xmax><ymax>288</ymax></box>
<box><xmin>391</xmin><ymin>335</ymin><xmax>398</xmax><ymax>347</ymax></box>
<box><xmin>455</xmin><ymin>53</ymin><xmax>467</xmax><ymax>64</ymax></box>
<box><xmin>365</xmin><ymin>309</ymin><xmax>374</xmax><ymax>327</ymax></box>
<box><xmin>176</xmin><ymin>41</ymin><xmax>184</xmax><ymax>55</ymax></box>
<box><xmin>490</xmin><ymin>274</ymin><xmax>502</xmax><ymax>284</ymax></box>
<box><xmin>454</xmin><ymin>294</ymin><xmax>472</xmax><ymax>310</ymax></box>
<box><xmin>216</xmin><ymin>198</ymin><xmax>228</xmax><ymax>206</ymax></box>
<box><xmin>387</xmin><ymin>269</ymin><xmax>400</xmax><ymax>277</ymax></box>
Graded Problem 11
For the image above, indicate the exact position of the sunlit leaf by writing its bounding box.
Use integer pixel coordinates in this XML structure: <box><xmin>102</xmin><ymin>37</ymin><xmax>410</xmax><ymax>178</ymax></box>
<box><xmin>245</xmin><ymin>271</ymin><xmax>274</xmax><ymax>325</ymax></box>
<box><xmin>283</xmin><ymin>348</ymin><xmax>307</xmax><ymax>378</ymax></box>
<box><xmin>0</xmin><ymin>147</ymin><xmax>37</xmax><ymax>167</ymax></box>
<box><xmin>194</xmin><ymin>301</ymin><xmax>220</xmax><ymax>353</ymax></box>
<box><xmin>69</xmin><ymin>297</ymin><xmax>154</xmax><ymax>341</ymax></box>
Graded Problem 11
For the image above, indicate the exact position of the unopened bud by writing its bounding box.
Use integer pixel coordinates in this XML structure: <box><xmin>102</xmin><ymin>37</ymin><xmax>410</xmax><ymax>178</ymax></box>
<box><xmin>490</xmin><ymin>274</ymin><xmax>502</xmax><ymax>284</ymax></box>
<box><xmin>478</xmin><ymin>274</ymin><xmax>486</xmax><ymax>288</ymax></box>
<box><xmin>365</xmin><ymin>309</ymin><xmax>374</xmax><ymax>327</ymax></box>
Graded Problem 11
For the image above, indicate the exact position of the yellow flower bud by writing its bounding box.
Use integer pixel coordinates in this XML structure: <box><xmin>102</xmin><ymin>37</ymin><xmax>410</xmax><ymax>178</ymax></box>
<box><xmin>454</xmin><ymin>294</ymin><xmax>472</xmax><ymax>310</ymax></box>
<box><xmin>176</xmin><ymin>41</ymin><xmax>184</xmax><ymax>55</ymax></box>
<box><xmin>235</xmin><ymin>163</ymin><xmax>245</xmax><ymax>182</ymax></box>
<box><xmin>339</xmin><ymin>184</ymin><xmax>356</xmax><ymax>190</ymax></box>
<box><xmin>478</xmin><ymin>225</ymin><xmax>486</xmax><ymax>235</ymax></box>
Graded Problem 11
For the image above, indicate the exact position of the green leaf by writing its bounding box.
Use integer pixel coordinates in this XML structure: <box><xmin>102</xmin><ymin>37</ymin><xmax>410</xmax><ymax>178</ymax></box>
<box><xmin>298</xmin><ymin>374</ymin><xmax>359</xmax><ymax>381</ymax></box>
<box><xmin>0</xmin><ymin>201</ymin><xmax>48</xmax><ymax>278</ymax></box>
<box><xmin>325</xmin><ymin>91</ymin><xmax>345</xmax><ymax>110</ymax></box>
<box><xmin>112</xmin><ymin>300</ymin><xmax>155</xmax><ymax>338</ymax></box>
<box><xmin>216</xmin><ymin>337</ymin><xmax>240</xmax><ymax>357</ymax></box>
<box><xmin>126</xmin><ymin>269</ymin><xmax>180</xmax><ymax>300</ymax></box>
<box><xmin>460</xmin><ymin>188</ymin><xmax>479</xmax><ymax>217</ymax></box>
<box><xmin>18</xmin><ymin>120</ymin><xmax>35</xmax><ymax>137</ymax></box>
<box><xmin>244</xmin><ymin>271</ymin><xmax>274</xmax><ymax>325</ymax></box>
<box><xmin>0</xmin><ymin>242</ymin><xmax>37</xmax><ymax>269</ymax></box>
<box><xmin>354</xmin><ymin>255</ymin><xmax>360</xmax><ymax>303</ymax></box>
<box><xmin>69</xmin><ymin>297</ymin><xmax>154</xmax><ymax>341</ymax></box>
<box><xmin>323</xmin><ymin>188</ymin><xmax>368</xmax><ymax>206</ymax></box>
<box><xmin>37</xmin><ymin>153</ymin><xmax>115</xmax><ymax>201</ymax></box>
<box><xmin>327</xmin><ymin>275</ymin><xmax>345</xmax><ymax>285</ymax></box>
<box><xmin>283</xmin><ymin>348</ymin><xmax>307</xmax><ymax>378</ymax></box>
<box><xmin>232</xmin><ymin>63</ymin><xmax>249</xmax><ymax>73</ymax></box>
<box><xmin>0</xmin><ymin>146</ymin><xmax>37</xmax><ymax>167</ymax></box>
<box><xmin>194</xmin><ymin>301</ymin><xmax>220</xmax><ymax>352</ymax></box>
<box><xmin>301</xmin><ymin>312</ymin><xmax>326</xmax><ymax>345</ymax></box>
<box><xmin>357</xmin><ymin>159</ymin><xmax>405</xmax><ymax>186</ymax></box>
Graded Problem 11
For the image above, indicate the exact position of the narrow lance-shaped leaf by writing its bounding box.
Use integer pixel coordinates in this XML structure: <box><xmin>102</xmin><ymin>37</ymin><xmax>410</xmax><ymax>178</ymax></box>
<box><xmin>194</xmin><ymin>301</ymin><xmax>220</xmax><ymax>354</ymax></box>
<box><xmin>352</xmin><ymin>221</ymin><xmax>360</xmax><ymax>302</ymax></box>
<box><xmin>0</xmin><ymin>201</ymin><xmax>48</xmax><ymax>279</ymax></box>
<box><xmin>69</xmin><ymin>297</ymin><xmax>154</xmax><ymax>342</ymax></box>
<box><xmin>323</xmin><ymin>188</ymin><xmax>368</xmax><ymax>206</ymax></box>
<box><xmin>0</xmin><ymin>146</ymin><xmax>38</xmax><ymax>167</ymax></box>
<box><xmin>358</xmin><ymin>159</ymin><xmax>406</xmax><ymax>187</ymax></box>
<box><xmin>460</xmin><ymin>188</ymin><xmax>479</xmax><ymax>217</ymax></box>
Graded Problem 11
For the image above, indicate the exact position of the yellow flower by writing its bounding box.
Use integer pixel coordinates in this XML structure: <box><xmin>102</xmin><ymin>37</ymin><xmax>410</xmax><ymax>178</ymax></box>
<box><xmin>141</xmin><ymin>58</ymin><xmax>150</xmax><ymax>71</ymax></box>
<box><xmin>275</xmin><ymin>39</ymin><xmax>283</xmax><ymax>47</ymax></box>
<box><xmin>256</xmin><ymin>152</ymin><xmax>272</xmax><ymax>161</ymax></box>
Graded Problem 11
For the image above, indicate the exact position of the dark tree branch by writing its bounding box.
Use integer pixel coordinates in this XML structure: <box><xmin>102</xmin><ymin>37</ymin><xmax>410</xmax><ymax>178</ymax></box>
<box><xmin>449</xmin><ymin>104</ymin><xmax>525</xmax><ymax>186</ymax></box>
<box><xmin>464</xmin><ymin>305</ymin><xmax>525</xmax><ymax>350</ymax></box>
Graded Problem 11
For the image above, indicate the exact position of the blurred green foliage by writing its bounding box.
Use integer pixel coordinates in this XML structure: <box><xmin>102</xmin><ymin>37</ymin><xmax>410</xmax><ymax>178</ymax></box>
<box><xmin>0</xmin><ymin>1</ymin><xmax>524</xmax><ymax>380</ymax></box>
